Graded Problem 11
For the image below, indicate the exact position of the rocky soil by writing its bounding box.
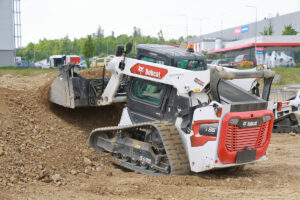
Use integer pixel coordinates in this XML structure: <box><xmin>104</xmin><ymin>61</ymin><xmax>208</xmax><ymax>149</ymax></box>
<box><xmin>0</xmin><ymin>71</ymin><xmax>299</xmax><ymax>200</ymax></box>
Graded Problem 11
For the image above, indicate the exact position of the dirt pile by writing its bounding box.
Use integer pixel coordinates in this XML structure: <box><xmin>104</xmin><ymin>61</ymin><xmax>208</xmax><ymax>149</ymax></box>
<box><xmin>78</xmin><ymin>67</ymin><xmax>112</xmax><ymax>79</ymax></box>
<box><xmin>0</xmin><ymin>73</ymin><xmax>123</xmax><ymax>192</ymax></box>
<box><xmin>0</xmin><ymin>72</ymin><xmax>58</xmax><ymax>91</ymax></box>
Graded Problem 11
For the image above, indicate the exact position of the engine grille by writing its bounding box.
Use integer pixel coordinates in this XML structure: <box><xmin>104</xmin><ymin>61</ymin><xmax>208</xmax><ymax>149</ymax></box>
<box><xmin>225</xmin><ymin>121</ymin><xmax>270</xmax><ymax>152</ymax></box>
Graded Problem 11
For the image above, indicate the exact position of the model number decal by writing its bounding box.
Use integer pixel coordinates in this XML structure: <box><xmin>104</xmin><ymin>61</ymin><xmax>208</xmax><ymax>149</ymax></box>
<box><xmin>199</xmin><ymin>123</ymin><xmax>218</xmax><ymax>137</ymax></box>
<box><xmin>194</xmin><ymin>78</ymin><xmax>205</xmax><ymax>86</ymax></box>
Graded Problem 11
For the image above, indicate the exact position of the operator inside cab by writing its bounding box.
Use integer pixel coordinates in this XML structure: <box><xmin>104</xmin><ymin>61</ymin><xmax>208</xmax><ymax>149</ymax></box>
<box><xmin>136</xmin><ymin>44</ymin><xmax>207</xmax><ymax>71</ymax></box>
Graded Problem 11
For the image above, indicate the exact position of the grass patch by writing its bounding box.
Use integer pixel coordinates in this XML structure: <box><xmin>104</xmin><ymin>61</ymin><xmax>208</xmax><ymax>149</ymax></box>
<box><xmin>0</xmin><ymin>66</ymin><xmax>58</xmax><ymax>77</ymax></box>
<box><xmin>237</xmin><ymin>67</ymin><xmax>300</xmax><ymax>86</ymax></box>
<box><xmin>273</xmin><ymin>68</ymin><xmax>300</xmax><ymax>85</ymax></box>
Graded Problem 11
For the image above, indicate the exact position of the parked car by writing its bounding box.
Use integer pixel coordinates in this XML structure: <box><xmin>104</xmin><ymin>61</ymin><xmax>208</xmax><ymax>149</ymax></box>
<box><xmin>79</xmin><ymin>60</ymin><xmax>87</xmax><ymax>69</ymax></box>
<box><xmin>92</xmin><ymin>57</ymin><xmax>106</xmax><ymax>68</ymax></box>
<box><xmin>206</xmin><ymin>59</ymin><xmax>213</xmax><ymax>64</ymax></box>
<box><xmin>35</xmin><ymin>59</ymin><xmax>50</xmax><ymax>69</ymax></box>
<box><xmin>15</xmin><ymin>60</ymin><xmax>35</xmax><ymax>68</ymax></box>
<box><xmin>105</xmin><ymin>55</ymin><xmax>115</xmax><ymax>65</ymax></box>
<box><xmin>232</xmin><ymin>54</ymin><xmax>256</xmax><ymax>67</ymax></box>
<box><xmin>210</xmin><ymin>59</ymin><xmax>236</xmax><ymax>68</ymax></box>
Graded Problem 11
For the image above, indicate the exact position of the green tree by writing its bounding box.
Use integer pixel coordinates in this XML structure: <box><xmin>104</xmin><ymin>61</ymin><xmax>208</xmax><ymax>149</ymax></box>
<box><xmin>133</xmin><ymin>26</ymin><xmax>142</xmax><ymax>38</ymax></box>
<box><xmin>157</xmin><ymin>29</ymin><xmax>164</xmax><ymax>43</ymax></box>
<box><xmin>282</xmin><ymin>24</ymin><xmax>298</xmax><ymax>35</ymax></box>
<box><xmin>59</xmin><ymin>36</ymin><xmax>72</xmax><ymax>54</ymax></box>
<box><xmin>93</xmin><ymin>25</ymin><xmax>104</xmax><ymax>38</ymax></box>
<box><xmin>23</xmin><ymin>43</ymin><xmax>35</xmax><ymax>60</ymax></box>
<box><xmin>260</xmin><ymin>25</ymin><xmax>273</xmax><ymax>35</ymax></box>
<box><xmin>82</xmin><ymin>35</ymin><xmax>95</xmax><ymax>68</ymax></box>
<box><xmin>19</xmin><ymin>26</ymin><xmax>190</xmax><ymax>61</ymax></box>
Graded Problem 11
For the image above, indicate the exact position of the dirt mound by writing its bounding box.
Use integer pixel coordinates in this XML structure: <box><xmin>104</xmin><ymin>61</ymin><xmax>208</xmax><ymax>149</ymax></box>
<box><xmin>78</xmin><ymin>67</ymin><xmax>112</xmax><ymax>79</ymax></box>
<box><xmin>0</xmin><ymin>72</ymin><xmax>58</xmax><ymax>91</ymax></box>
<box><xmin>37</xmin><ymin>74</ymin><xmax>58</xmax><ymax>106</ymax></box>
<box><xmin>0</xmin><ymin>71</ymin><xmax>123</xmax><ymax>192</ymax></box>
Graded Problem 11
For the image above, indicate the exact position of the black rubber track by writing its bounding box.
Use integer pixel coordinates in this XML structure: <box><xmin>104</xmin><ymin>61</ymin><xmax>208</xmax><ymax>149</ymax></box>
<box><xmin>89</xmin><ymin>121</ymin><xmax>190</xmax><ymax>175</ymax></box>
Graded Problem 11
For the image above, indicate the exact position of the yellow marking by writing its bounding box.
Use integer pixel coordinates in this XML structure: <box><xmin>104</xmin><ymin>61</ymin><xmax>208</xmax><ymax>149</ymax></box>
<box><xmin>194</xmin><ymin>89</ymin><xmax>201</xmax><ymax>92</ymax></box>
<box><xmin>135</xmin><ymin>144</ymin><xmax>141</xmax><ymax>149</ymax></box>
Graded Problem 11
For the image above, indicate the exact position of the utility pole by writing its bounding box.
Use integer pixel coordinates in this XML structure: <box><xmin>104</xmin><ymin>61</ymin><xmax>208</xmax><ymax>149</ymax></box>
<box><xmin>161</xmin><ymin>25</ymin><xmax>175</xmax><ymax>41</ymax></box>
<box><xmin>193</xmin><ymin>17</ymin><xmax>209</xmax><ymax>38</ymax></box>
<box><xmin>178</xmin><ymin>15</ymin><xmax>188</xmax><ymax>42</ymax></box>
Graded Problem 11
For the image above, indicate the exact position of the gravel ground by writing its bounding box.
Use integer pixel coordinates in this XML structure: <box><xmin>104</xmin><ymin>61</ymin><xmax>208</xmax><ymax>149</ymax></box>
<box><xmin>0</xmin><ymin>72</ymin><xmax>299</xmax><ymax>200</ymax></box>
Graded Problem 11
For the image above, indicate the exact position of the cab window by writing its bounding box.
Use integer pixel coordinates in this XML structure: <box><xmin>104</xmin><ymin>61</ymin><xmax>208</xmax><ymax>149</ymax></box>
<box><xmin>177</xmin><ymin>59</ymin><xmax>206</xmax><ymax>71</ymax></box>
<box><xmin>141</xmin><ymin>56</ymin><xmax>165</xmax><ymax>65</ymax></box>
<box><xmin>132</xmin><ymin>80</ymin><xmax>164</xmax><ymax>105</ymax></box>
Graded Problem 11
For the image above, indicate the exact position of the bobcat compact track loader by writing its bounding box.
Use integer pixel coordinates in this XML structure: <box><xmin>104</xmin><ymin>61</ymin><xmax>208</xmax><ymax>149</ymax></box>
<box><xmin>49</xmin><ymin>43</ymin><xmax>300</xmax><ymax>134</ymax></box>
<box><xmin>49</xmin><ymin>42</ymin><xmax>277</xmax><ymax>175</ymax></box>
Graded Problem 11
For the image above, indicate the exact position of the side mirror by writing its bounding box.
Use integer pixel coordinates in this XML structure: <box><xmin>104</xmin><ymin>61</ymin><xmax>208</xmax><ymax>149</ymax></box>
<box><xmin>125</xmin><ymin>41</ymin><xmax>133</xmax><ymax>54</ymax></box>
<box><xmin>115</xmin><ymin>45</ymin><xmax>124</xmax><ymax>57</ymax></box>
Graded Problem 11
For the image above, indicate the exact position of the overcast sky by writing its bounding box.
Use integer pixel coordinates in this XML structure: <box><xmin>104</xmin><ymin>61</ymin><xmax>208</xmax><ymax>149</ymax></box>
<box><xmin>21</xmin><ymin>0</ymin><xmax>300</xmax><ymax>46</ymax></box>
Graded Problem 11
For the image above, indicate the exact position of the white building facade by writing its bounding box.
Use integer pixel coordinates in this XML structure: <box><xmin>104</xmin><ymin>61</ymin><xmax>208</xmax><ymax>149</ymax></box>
<box><xmin>0</xmin><ymin>0</ymin><xmax>15</xmax><ymax>66</ymax></box>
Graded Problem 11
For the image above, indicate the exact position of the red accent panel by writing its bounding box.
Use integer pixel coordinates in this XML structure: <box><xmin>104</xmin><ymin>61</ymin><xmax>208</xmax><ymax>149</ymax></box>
<box><xmin>277</xmin><ymin>102</ymin><xmax>282</xmax><ymax>111</ymax></box>
<box><xmin>70</xmin><ymin>57</ymin><xmax>80</xmax><ymax>64</ymax></box>
<box><xmin>209</xmin><ymin>43</ymin><xmax>300</xmax><ymax>54</ymax></box>
<box><xmin>282</xmin><ymin>101</ymin><xmax>290</xmax><ymax>106</ymax></box>
<box><xmin>130</xmin><ymin>64</ymin><xmax>168</xmax><ymax>79</ymax></box>
<box><xmin>218</xmin><ymin>110</ymin><xmax>274</xmax><ymax>164</ymax></box>
<box><xmin>191</xmin><ymin>120</ymin><xmax>218</xmax><ymax>147</ymax></box>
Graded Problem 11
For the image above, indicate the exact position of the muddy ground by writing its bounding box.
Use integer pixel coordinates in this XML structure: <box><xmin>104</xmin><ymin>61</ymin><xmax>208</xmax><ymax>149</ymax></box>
<box><xmin>0</xmin><ymin>72</ymin><xmax>299</xmax><ymax>200</ymax></box>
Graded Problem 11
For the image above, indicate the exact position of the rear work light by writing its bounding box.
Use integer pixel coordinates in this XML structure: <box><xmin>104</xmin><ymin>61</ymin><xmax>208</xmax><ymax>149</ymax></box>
<box><xmin>277</xmin><ymin>102</ymin><xmax>282</xmax><ymax>111</ymax></box>
<box><xmin>191</xmin><ymin>120</ymin><xmax>219</xmax><ymax>147</ymax></box>
<box><xmin>217</xmin><ymin>108</ymin><xmax>222</xmax><ymax>117</ymax></box>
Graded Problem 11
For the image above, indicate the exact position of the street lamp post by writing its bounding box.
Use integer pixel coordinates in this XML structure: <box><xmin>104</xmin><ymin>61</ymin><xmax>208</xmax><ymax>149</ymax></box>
<box><xmin>246</xmin><ymin>5</ymin><xmax>258</xmax><ymax>62</ymax></box>
<box><xmin>193</xmin><ymin>17</ymin><xmax>209</xmax><ymax>38</ymax></box>
<box><xmin>220</xmin><ymin>13</ymin><xmax>229</xmax><ymax>39</ymax></box>
<box><xmin>178</xmin><ymin>15</ymin><xmax>188</xmax><ymax>42</ymax></box>
<box><xmin>161</xmin><ymin>24</ymin><xmax>175</xmax><ymax>41</ymax></box>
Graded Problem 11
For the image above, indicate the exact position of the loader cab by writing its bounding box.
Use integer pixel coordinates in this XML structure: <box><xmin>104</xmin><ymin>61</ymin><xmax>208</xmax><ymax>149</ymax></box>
<box><xmin>136</xmin><ymin>44</ymin><xmax>207</xmax><ymax>71</ymax></box>
<box><xmin>126</xmin><ymin>77</ymin><xmax>190</xmax><ymax>124</ymax></box>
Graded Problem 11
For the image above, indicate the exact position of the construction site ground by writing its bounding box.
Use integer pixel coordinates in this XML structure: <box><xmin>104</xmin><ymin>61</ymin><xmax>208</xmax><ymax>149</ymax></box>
<box><xmin>0</xmin><ymin>70</ymin><xmax>299</xmax><ymax>200</ymax></box>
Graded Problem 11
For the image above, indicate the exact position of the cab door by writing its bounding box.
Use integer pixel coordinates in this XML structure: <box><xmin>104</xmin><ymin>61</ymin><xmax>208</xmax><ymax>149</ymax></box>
<box><xmin>126</xmin><ymin>78</ymin><xmax>170</xmax><ymax>123</ymax></box>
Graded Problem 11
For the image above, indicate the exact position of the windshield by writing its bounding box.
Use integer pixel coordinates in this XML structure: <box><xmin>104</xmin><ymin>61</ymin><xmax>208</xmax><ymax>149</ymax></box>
<box><xmin>141</xmin><ymin>56</ymin><xmax>165</xmax><ymax>65</ymax></box>
<box><xmin>177</xmin><ymin>59</ymin><xmax>206</xmax><ymax>71</ymax></box>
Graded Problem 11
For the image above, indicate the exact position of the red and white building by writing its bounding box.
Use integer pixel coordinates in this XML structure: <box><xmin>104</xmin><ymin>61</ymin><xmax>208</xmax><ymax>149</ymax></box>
<box><xmin>208</xmin><ymin>35</ymin><xmax>300</xmax><ymax>67</ymax></box>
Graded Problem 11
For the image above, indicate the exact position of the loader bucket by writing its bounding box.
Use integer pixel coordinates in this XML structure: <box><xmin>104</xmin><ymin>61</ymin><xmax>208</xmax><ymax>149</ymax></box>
<box><xmin>49</xmin><ymin>69</ymin><xmax>75</xmax><ymax>108</ymax></box>
<box><xmin>49</xmin><ymin>64</ymin><xmax>127</xmax><ymax>108</ymax></box>
<box><xmin>49</xmin><ymin>64</ymin><xmax>96</xmax><ymax>108</ymax></box>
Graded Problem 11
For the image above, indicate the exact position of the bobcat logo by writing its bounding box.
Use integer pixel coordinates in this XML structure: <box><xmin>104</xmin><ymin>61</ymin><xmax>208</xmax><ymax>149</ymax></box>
<box><xmin>243</xmin><ymin>121</ymin><xmax>258</xmax><ymax>127</ymax></box>
<box><xmin>138</xmin><ymin>65</ymin><xmax>144</xmax><ymax>73</ymax></box>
